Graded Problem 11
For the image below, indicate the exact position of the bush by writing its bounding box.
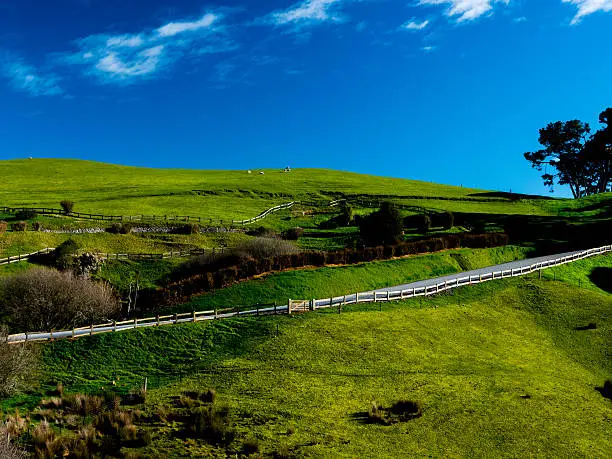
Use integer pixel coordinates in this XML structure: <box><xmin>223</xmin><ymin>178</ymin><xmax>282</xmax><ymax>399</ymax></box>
<box><xmin>185</xmin><ymin>405</ymin><xmax>234</xmax><ymax>445</ymax></box>
<box><xmin>173</xmin><ymin>223</ymin><xmax>200</xmax><ymax>235</ymax></box>
<box><xmin>10</xmin><ymin>221</ymin><xmax>27</xmax><ymax>232</ymax></box>
<box><xmin>418</xmin><ymin>215</ymin><xmax>431</xmax><ymax>234</ymax></box>
<box><xmin>0</xmin><ymin>423</ymin><xmax>25</xmax><ymax>459</ymax></box>
<box><xmin>15</xmin><ymin>210</ymin><xmax>37</xmax><ymax>220</ymax></box>
<box><xmin>359</xmin><ymin>202</ymin><xmax>403</xmax><ymax>246</ymax></box>
<box><xmin>282</xmin><ymin>227</ymin><xmax>304</xmax><ymax>240</ymax></box>
<box><xmin>433</xmin><ymin>211</ymin><xmax>454</xmax><ymax>230</ymax></box>
<box><xmin>31</xmin><ymin>221</ymin><xmax>42</xmax><ymax>231</ymax></box>
<box><xmin>54</xmin><ymin>239</ymin><xmax>80</xmax><ymax>270</ymax></box>
<box><xmin>60</xmin><ymin>200</ymin><xmax>74</xmax><ymax>214</ymax></box>
<box><xmin>0</xmin><ymin>268</ymin><xmax>120</xmax><ymax>332</ymax></box>
<box><xmin>245</xmin><ymin>226</ymin><xmax>277</xmax><ymax>238</ymax></box>
<box><xmin>0</xmin><ymin>221</ymin><xmax>7</xmax><ymax>233</ymax></box>
<box><xmin>234</xmin><ymin>237</ymin><xmax>299</xmax><ymax>260</ymax></box>
<box><xmin>0</xmin><ymin>328</ymin><xmax>39</xmax><ymax>397</ymax></box>
<box><xmin>107</xmin><ymin>222</ymin><xmax>133</xmax><ymax>234</ymax></box>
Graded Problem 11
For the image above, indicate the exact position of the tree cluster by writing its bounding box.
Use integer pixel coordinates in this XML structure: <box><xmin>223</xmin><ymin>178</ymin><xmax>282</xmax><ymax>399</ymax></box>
<box><xmin>524</xmin><ymin>107</ymin><xmax>611</xmax><ymax>198</ymax></box>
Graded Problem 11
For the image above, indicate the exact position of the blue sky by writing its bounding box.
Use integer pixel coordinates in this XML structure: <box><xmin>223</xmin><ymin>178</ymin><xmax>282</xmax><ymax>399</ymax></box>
<box><xmin>0</xmin><ymin>0</ymin><xmax>610</xmax><ymax>196</ymax></box>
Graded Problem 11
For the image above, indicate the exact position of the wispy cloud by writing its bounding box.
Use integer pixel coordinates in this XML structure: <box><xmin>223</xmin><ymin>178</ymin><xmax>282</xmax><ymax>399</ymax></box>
<box><xmin>401</xmin><ymin>19</ymin><xmax>430</xmax><ymax>31</ymax></box>
<box><xmin>419</xmin><ymin>0</ymin><xmax>510</xmax><ymax>22</ymax></box>
<box><xmin>261</xmin><ymin>0</ymin><xmax>347</xmax><ymax>29</ymax></box>
<box><xmin>60</xmin><ymin>12</ymin><xmax>236</xmax><ymax>85</ymax></box>
<box><xmin>1</xmin><ymin>53</ymin><xmax>63</xmax><ymax>96</ymax></box>
<box><xmin>421</xmin><ymin>45</ymin><xmax>437</xmax><ymax>52</ymax></box>
<box><xmin>562</xmin><ymin>0</ymin><xmax>612</xmax><ymax>24</ymax></box>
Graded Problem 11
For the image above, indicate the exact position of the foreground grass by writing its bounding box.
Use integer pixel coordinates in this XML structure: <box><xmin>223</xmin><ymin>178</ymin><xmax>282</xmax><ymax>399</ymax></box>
<box><xmin>7</xmin><ymin>268</ymin><xmax>609</xmax><ymax>457</ymax></box>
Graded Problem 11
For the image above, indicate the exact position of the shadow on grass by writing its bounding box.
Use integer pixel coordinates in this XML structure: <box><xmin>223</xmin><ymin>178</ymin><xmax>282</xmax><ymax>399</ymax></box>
<box><xmin>595</xmin><ymin>380</ymin><xmax>612</xmax><ymax>401</ymax></box>
<box><xmin>589</xmin><ymin>267</ymin><xmax>612</xmax><ymax>294</ymax></box>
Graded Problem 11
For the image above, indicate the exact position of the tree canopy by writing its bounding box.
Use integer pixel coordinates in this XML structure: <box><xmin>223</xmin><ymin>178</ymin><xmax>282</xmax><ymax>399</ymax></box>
<box><xmin>524</xmin><ymin>108</ymin><xmax>611</xmax><ymax>198</ymax></box>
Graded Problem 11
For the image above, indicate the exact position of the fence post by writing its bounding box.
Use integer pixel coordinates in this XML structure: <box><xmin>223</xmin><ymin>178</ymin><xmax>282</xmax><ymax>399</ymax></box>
<box><xmin>71</xmin><ymin>328</ymin><xmax>75</xmax><ymax>339</ymax></box>
<box><xmin>113</xmin><ymin>321</ymin><xmax>116</xmax><ymax>332</ymax></box>
<box><xmin>174</xmin><ymin>313</ymin><xmax>178</xmax><ymax>324</ymax></box>
<box><xmin>192</xmin><ymin>311</ymin><xmax>196</xmax><ymax>322</ymax></box>
<box><xmin>90</xmin><ymin>324</ymin><xmax>93</xmax><ymax>336</ymax></box>
<box><xmin>156</xmin><ymin>315</ymin><xmax>160</xmax><ymax>326</ymax></box>
<box><xmin>288</xmin><ymin>299</ymin><xmax>292</xmax><ymax>315</ymax></box>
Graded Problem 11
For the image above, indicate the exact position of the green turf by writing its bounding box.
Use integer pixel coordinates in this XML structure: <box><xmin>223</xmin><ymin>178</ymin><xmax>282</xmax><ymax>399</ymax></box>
<box><xmin>1</xmin><ymin>158</ymin><xmax>594</xmax><ymax>219</ymax></box>
<box><xmin>176</xmin><ymin>245</ymin><xmax>534</xmax><ymax>313</ymax></box>
<box><xmin>6</xmin><ymin>260</ymin><xmax>609</xmax><ymax>457</ymax></box>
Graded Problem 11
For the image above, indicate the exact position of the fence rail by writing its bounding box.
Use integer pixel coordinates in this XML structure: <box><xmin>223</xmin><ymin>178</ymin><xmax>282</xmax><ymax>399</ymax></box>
<box><xmin>6</xmin><ymin>244</ymin><xmax>611</xmax><ymax>344</ymax></box>
<box><xmin>1</xmin><ymin>201</ymin><xmax>298</xmax><ymax>227</ymax></box>
<box><xmin>0</xmin><ymin>248</ymin><xmax>55</xmax><ymax>266</ymax></box>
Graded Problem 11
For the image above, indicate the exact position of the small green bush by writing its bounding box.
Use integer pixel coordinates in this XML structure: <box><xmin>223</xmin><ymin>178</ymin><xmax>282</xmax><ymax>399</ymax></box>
<box><xmin>54</xmin><ymin>239</ymin><xmax>80</xmax><ymax>270</ymax></box>
<box><xmin>418</xmin><ymin>215</ymin><xmax>431</xmax><ymax>234</ymax></box>
<box><xmin>15</xmin><ymin>210</ymin><xmax>37</xmax><ymax>220</ymax></box>
<box><xmin>282</xmin><ymin>227</ymin><xmax>304</xmax><ymax>240</ymax></box>
<box><xmin>11</xmin><ymin>221</ymin><xmax>27</xmax><ymax>232</ymax></box>
<box><xmin>173</xmin><ymin>223</ymin><xmax>200</xmax><ymax>235</ymax></box>
<box><xmin>31</xmin><ymin>221</ymin><xmax>42</xmax><ymax>231</ymax></box>
<box><xmin>60</xmin><ymin>200</ymin><xmax>74</xmax><ymax>214</ymax></box>
<box><xmin>185</xmin><ymin>405</ymin><xmax>234</xmax><ymax>445</ymax></box>
<box><xmin>107</xmin><ymin>222</ymin><xmax>133</xmax><ymax>234</ymax></box>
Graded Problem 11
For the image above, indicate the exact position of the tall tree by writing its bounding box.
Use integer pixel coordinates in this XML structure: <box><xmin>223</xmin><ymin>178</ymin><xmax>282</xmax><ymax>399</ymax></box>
<box><xmin>524</xmin><ymin>108</ymin><xmax>612</xmax><ymax>198</ymax></box>
<box><xmin>584</xmin><ymin>108</ymin><xmax>612</xmax><ymax>194</ymax></box>
<box><xmin>524</xmin><ymin>120</ymin><xmax>591</xmax><ymax>198</ymax></box>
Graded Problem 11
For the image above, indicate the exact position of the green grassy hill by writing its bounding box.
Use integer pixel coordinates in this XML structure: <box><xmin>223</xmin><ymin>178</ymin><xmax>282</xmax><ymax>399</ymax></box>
<box><xmin>4</xmin><ymin>254</ymin><xmax>609</xmax><ymax>457</ymax></box>
<box><xmin>0</xmin><ymin>158</ymin><xmax>581</xmax><ymax>218</ymax></box>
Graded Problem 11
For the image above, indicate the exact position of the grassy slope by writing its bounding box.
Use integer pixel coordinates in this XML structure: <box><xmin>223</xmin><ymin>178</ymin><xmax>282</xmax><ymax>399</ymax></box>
<box><xmin>3</xmin><ymin>254</ymin><xmax>610</xmax><ymax>457</ymax></box>
<box><xmin>0</xmin><ymin>158</ymin><xmax>573</xmax><ymax>218</ymax></box>
<box><xmin>177</xmin><ymin>246</ymin><xmax>534</xmax><ymax>313</ymax></box>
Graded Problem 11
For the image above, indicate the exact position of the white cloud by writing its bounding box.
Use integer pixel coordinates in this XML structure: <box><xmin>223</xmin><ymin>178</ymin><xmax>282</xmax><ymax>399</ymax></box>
<box><xmin>401</xmin><ymin>19</ymin><xmax>430</xmax><ymax>30</ymax></box>
<box><xmin>61</xmin><ymin>12</ymin><xmax>235</xmax><ymax>84</ymax></box>
<box><xmin>264</xmin><ymin>0</ymin><xmax>345</xmax><ymax>28</ymax></box>
<box><xmin>562</xmin><ymin>0</ymin><xmax>612</xmax><ymax>24</ymax></box>
<box><xmin>156</xmin><ymin>13</ymin><xmax>218</xmax><ymax>37</ymax></box>
<box><xmin>96</xmin><ymin>46</ymin><xmax>164</xmax><ymax>77</ymax></box>
<box><xmin>419</xmin><ymin>0</ymin><xmax>509</xmax><ymax>22</ymax></box>
<box><xmin>421</xmin><ymin>45</ymin><xmax>437</xmax><ymax>52</ymax></box>
<box><xmin>1</xmin><ymin>55</ymin><xmax>63</xmax><ymax>96</ymax></box>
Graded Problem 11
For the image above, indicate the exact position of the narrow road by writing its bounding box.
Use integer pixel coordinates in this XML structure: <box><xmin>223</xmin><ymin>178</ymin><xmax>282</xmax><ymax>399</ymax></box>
<box><xmin>373</xmin><ymin>250</ymin><xmax>584</xmax><ymax>294</ymax></box>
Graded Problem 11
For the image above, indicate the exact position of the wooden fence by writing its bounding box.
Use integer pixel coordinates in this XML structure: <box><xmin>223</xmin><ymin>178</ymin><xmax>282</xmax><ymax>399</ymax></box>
<box><xmin>1</xmin><ymin>202</ymin><xmax>297</xmax><ymax>227</ymax></box>
<box><xmin>0</xmin><ymin>247</ymin><xmax>220</xmax><ymax>265</ymax></box>
<box><xmin>6</xmin><ymin>244</ymin><xmax>611</xmax><ymax>344</ymax></box>
<box><xmin>0</xmin><ymin>248</ymin><xmax>54</xmax><ymax>266</ymax></box>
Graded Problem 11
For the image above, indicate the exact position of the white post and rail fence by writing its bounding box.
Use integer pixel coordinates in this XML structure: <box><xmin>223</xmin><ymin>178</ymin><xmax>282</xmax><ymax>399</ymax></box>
<box><xmin>5</xmin><ymin>244</ymin><xmax>611</xmax><ymax>345</ymax></box>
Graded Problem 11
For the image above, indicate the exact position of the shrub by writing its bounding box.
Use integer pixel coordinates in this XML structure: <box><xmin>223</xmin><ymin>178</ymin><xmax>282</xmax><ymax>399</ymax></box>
<box><xmin>60</xmin><ymin>200</ymin><xmax>74</xmax><ymax>214</ymax></box>
<box><xmin>246</xmin><ymin>226</ymin><xmax>277</xmax><ymax>238</ymax></box>
<box><xmin>0</xmin><ymin>268</ymin><xmax>120</xmax><ymax>332</ymax></box>
<box><xmin>439</xmin><ymin>211</ymin><xmax>454</xmax><ymax>230</ymax></box>
<box><xmin>54</xmin><ymin>239</ymin><xmax>80</xmax><ymax>270</ymax></box>
<box><xmin>282</xmin><ymin>227</ymin><xmax>304</xmax><ymax>240</ymax></box>
<box><xmin>106</xmin><ymin>223</ymin><xmax>133</xmax><ymax>234</ymax></box>
<box><xmin>173</xmin><ymin>223</ymin><xmax>200</xmax><ymax>235</ymax></box>
<box><xmin>10</xmin><ymin>221</ymin><xmax>27</xmax><ymax>232</ymax></box>
<box><xmin>0</xmin><ymin>328</ymin><xmax>40</xmax><ymax>397</ymax></box>
<box><xmin>417</xmin><ymin>215</ymin><xmax>431</xmax><ymax>234</ymax></box>
<box><xmin>15</xmin><ymin>210</ymin><xmax>37</xmax><ymax>220</ymax></box>
<box><xmin>0</xmin><ymin>221</ymin><xmax>7</xmax><ymax>233</ymax></box>
<box><xmin>359</xmin><ymin>202</ymin><xmax>403</xmax><ymax>246</ymax></box>
<box><xmin>185</xmin><ymin>405</ymin><xmax>234</xmax><ymax>445</ymax></box>
<box><xmin>0</xmin><ymin>423</ymin><xmax>26</xmax><ymax>459</ymax></box>
<box><xmin>243</xmin><ymin>438</ymin><xmax>259</xmax><ymax>455</ymax></box>
<box><xmin>234</xmin><ymin>237</ymin><xmax>299</xmax><ymax>260</ymax></box>
<box><xmin>31</xmin><ymin>221</ymin><xmax>42</xmax><ymax>231</ymax></box>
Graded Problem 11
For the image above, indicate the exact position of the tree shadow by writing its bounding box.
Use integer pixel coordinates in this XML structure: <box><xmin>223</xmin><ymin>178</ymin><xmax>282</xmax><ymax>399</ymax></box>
<box><xmin>467</xmin><ymin>191</ymin><xmax>554</xmax><ymax>201</ymax></box>
<box><xmin>589</xmin><ymin>268</ymin><xmax>612</xmax><ymax>294</ymax></box>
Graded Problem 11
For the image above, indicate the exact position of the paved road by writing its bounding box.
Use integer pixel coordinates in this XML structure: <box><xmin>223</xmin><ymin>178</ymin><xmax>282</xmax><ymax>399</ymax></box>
<box><xmin>373</xmin><ymin>249</ymin><xmax>584</xmax><ymax>293</ymax></box>
<box><xmin>7</xmin><ymin>245</ymin><xmax>610</xmax><ymax>343</ymax></box>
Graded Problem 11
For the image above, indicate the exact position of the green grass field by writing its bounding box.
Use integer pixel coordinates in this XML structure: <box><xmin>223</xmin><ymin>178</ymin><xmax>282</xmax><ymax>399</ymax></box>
<box><xmin>4</xmin><ymin>254</ymin><xmax>609</xmax><ymax>457</ymax></box>
<box><xmin>1</xmin><ymin>158</ymin><xmax>597</xmax><ymax>219</ymax></box>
